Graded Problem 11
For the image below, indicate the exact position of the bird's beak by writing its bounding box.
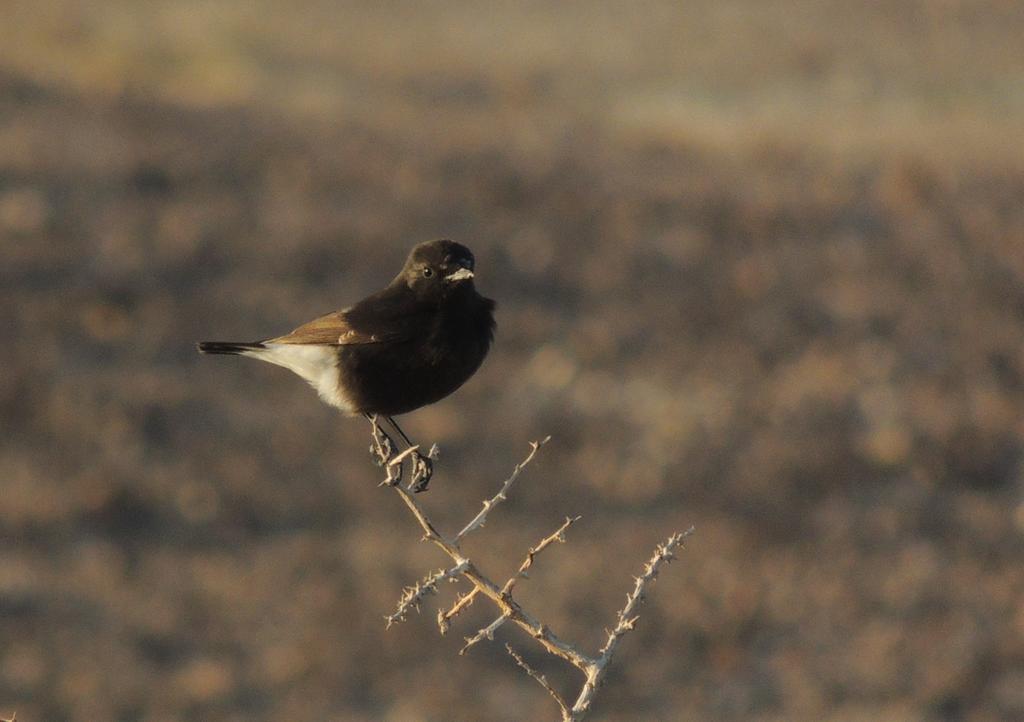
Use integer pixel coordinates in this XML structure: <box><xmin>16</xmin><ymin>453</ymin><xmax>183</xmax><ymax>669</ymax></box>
<box><xmin>445</xmin><ymin>267</ymin><xmax>474</xmax><ymax>283</ymax></box>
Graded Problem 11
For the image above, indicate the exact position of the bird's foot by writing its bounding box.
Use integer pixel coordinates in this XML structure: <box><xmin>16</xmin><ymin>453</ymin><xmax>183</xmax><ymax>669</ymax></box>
<box><xmin>408</xmin><ymin>444</ymin><xmax>440</xmax><ymax>493</ymax></box>
<box><xmin>368</xmin><ymin>416</ymin><xmax>402</xmax><ymax>486</ymax></box>
<box><xmin>366</xmin><ymin>416</ymin><xmax>439</xmax><ymax>490</ymax></box>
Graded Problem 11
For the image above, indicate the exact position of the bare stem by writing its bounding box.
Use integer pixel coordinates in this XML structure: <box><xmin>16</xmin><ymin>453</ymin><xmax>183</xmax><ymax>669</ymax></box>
<box><xmin>461</xmin><ymin>613</ymin><xmax>510</xmax><ymax>654</ymax></box>
<box><xmin>387</xmin><ymin>562</ymin><xmax>468</xmax><ymax>629</ymax></box>
<box><xmin>438</xmin><ymin>590</ymin><xmax>478</xmax><ymax>635</ymax></box>
<box><xmin>506</xmin><ymin>644</ymin><xmax>571</xmax><ymax>721</ymax></box>
<box><xmin>454</xmin><ymin>436</ymin><xmax>551</xmax><ymax>544</ymax></box>
<box><xmin>502</xmin><ymin>515</ymin><xmax>580</xmax><ymax>596</ymax></box>
<box><xmin>569</xmin><ymin>527</ymin><xmax>695</xmax><ymax>718</ymax></box>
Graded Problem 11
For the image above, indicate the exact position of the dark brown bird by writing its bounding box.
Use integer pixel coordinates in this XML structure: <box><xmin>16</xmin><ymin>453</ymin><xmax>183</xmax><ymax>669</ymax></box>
<box><xmin>198</xmin><ymin>240</ymin><xmax>495</xmax><ymax>444</ymax></box>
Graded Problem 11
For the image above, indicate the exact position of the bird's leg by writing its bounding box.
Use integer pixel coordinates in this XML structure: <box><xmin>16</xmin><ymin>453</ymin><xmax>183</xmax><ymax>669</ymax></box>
<box><xmin>384</xmin><ymin>416</ymin><xmax>413</xmax><ymax>448</ymax></box>
<box><xmin>384</xmin><ymin>415</ymin><xmax>434</xmax><ymax>493</ymax></box>
<box><xmin>365</xmin><ymin>413</ymin><xmax>392</xmax><ymax>460</ymax></box>
<box><xmin>407</xmin><ymin>448</ymin><xmax>434</xmax><ymax>493</ymax></box>
<box><xmin>364</xmin><ymin>414</ymin><xmax>434</xmax><ymax>491</ymax></box>
<box><xmin>365</xmin><ymin>414</ymin><xmax>402</xmax><ymax>486</ymax></box>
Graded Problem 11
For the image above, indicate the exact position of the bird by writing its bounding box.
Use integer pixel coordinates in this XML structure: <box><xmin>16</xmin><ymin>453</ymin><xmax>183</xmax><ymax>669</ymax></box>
<box><xmin>197</xmin><ymin>239</ymin><xmax>495</xmax><ymax>480</ymax></box>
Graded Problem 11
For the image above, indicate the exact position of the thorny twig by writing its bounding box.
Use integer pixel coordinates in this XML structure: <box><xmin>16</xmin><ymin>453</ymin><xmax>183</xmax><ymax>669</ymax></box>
<box><xmin>503</xmin><ymin>515</ymin><xmax>581</xmax><ymax>596</ymax></box>
<box><xmin>386</xmin><ymin>561</ymin><xmax>468</xmax><ymax>629</ymax></box>
<box><xmin>460</xmin><ymin>612</ymin><xmax>509</xmax><ymax>655</ymax></box>
<box><xmin>461</xmin><ymin>514</ymin><xmax>582</xmax><ymax>652</ymax></box>
<box><xmin>571</xmin><ymin>527</ymin><xmax>695</xmax><ymax>718</ymax></box>
<box><xmin>506</xmin><ymin>644</ymin><xmax>571</xmax><ymax>719</ymax></box>
<box><xmin>438</xmin><ymin>589</ymin><xmax>477</xmax><ymax>635</ymax></box>
<box><xmin>445</xmin><ymin>514</ymin><xmax>580</xmax><ymax>639</ymax></box>
<box><xmin>369</xmin><ymin>417</ymin><xmax>690</xmax><ymax>722</ymax></box>
<box><xmin>454</xmin><ymin>436</ymin><xmax>550</xmax><ymax>543</ymax></box>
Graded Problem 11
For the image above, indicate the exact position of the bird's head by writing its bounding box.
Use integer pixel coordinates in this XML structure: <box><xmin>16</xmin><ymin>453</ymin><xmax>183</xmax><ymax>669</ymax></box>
<box><xmin>401</xmin><ymin>239</ymin><xmax>478</xmax><ymax>300</ymax></box>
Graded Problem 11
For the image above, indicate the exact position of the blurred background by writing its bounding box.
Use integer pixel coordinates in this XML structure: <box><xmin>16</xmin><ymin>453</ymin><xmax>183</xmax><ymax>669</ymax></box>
<box><xmin>2</xmin><ymin>1</ymin><xmax>1023</xmax><ymax>720</ymax></box>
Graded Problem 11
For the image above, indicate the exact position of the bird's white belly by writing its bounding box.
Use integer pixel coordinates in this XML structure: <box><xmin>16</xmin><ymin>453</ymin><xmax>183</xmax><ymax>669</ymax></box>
<box><xmin>246</xmin><ymin>343</ymin><xmax>355</xmax><ymax>413</ymax></box>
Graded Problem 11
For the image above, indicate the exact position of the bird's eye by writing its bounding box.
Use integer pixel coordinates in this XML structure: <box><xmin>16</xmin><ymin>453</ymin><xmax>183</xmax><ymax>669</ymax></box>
<box><xmin>422</xmin><ymin>267</ymin><xmax>434</xmax><ymax>278</ymax></box>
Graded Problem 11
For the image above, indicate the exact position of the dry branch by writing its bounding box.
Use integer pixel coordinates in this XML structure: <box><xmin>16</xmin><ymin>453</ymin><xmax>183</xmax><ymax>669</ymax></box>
<box><xmin>438</xmin><ymin>590</ymin><xmax>477</xmax><ymax>635</ymax></box>
<box><xmin>571</xmin><ymin>527</ymin><xmax>695</xmax><ymax>718</ymax></box>
<box><xmin>442</xmin><ymin>513</ymin><xmax>580</xmax><ymax>637</ymax></box>
<box><xmin>461</xmin><ymin>612</ymin><xmax>509</xmax><ymax>654</ymax></box>
<box><xmin>369</xmin><ymin>418</ymin><xmax>690</xmax><ymax>722</ymax></box>
<box><xmin>454</xmin><ymin>435</ymin><xmax>550</xmax><ymax>543</ymax></box>
<box><xmin>506</xmin><ymin>644</ymin><xmax>571</xmax><ymax>719</ymax></box>
<box><xmin>386</xmin><ymin>562</ymin><xmax>468</xmax><ymax>629</ymax></box>
<box><xmin>502</xmin><ymin>515</ymin><xmax>581</xmax><ymax>596</ymax></box>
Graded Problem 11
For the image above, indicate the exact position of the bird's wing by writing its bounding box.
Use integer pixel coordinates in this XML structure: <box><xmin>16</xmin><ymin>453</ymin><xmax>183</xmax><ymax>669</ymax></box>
<box><xmin>268</xmin><ymin>310</ymin><xmax>410</xmax><ymax>346</ymax></box>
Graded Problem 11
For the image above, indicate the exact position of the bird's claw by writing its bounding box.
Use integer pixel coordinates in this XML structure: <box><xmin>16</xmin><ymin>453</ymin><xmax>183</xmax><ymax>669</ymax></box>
<box><xmin>368</xmin><ymin>418</ymin><xmax>435</xmax><ymax>491</ymax></box>
<box><xmin>408</xmin><ymin>452</ymin><xmax>433</xmax><ymax>493</ymax></box>
<box><xmin>369</xmin><ymin>429</ymin><xmax>395</xmax><ymax>466</ymax></box>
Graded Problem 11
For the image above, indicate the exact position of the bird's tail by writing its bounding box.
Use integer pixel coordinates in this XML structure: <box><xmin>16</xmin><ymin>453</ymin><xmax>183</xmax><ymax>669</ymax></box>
<box><xmin>196</xmin><ymin>341</ymin><xmax>266</xmax><ymax>355</ymax></box>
